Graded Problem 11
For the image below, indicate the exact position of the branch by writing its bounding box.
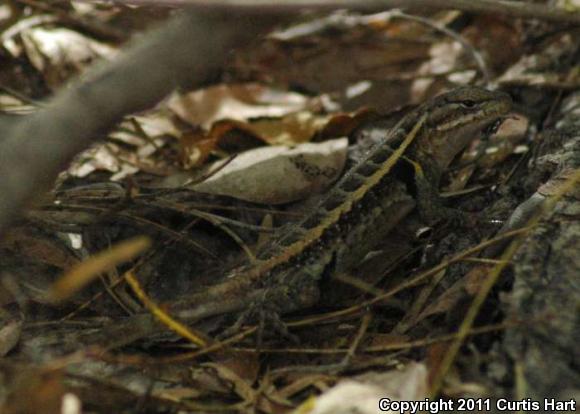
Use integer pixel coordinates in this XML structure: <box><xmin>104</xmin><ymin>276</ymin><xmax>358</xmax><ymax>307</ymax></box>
<box><xmin>0</xmin><ymin>9</ymin><xmax>285</xmax><ymax>233</ymax></box>
<box><xmin>72</xmin><ymin>0</ymin><xmax>580</xmax><ymax>25</ymax></box>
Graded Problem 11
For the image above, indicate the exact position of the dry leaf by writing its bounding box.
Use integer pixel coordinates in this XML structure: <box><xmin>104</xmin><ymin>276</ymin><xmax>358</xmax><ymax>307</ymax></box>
<box><xmin>68</xmin><ymin>143</ymin><xmax>130</xmax><ymax>179</ymax></box>
<box><xmin>111</xmin><ymin>112</ymin><xmax>180</xmax><ymax>150</ymax></box>
<box><xmin>179</xmin><ymin>111</ymin><xmax>342</xmax><ymax>167</ymax></box>
<box><xmin>235</xmin><ymin>12</ymin><xmax>429</xmax><ymax>109</ymax></box>
<box><xmin>169</xmin><ymin>83</ymin><xmax>311</xmax><ymax>129</ymax></box>
<box><xmin>191</xmin><ymin>138</ymin><xmax>348</xmax><ymax>204</ymax></box>
<box><xmin>247</xmin><ymin>111</ymin><xmax>331</xmax><ymax>146</ymax></box>
<box><xmin>67</xmin><ymin>111</ymin><xmax>180</xmax><ymax>179</ymax></box>
<box><xmin>18</xmin><ymin>27</ymin><xmax>115</xmax><ymax>89</ymax></box>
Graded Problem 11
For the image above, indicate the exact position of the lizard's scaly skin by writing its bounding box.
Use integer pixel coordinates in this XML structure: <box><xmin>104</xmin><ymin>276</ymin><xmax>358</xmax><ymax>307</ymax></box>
<box><xmin>172</xmin><ymin>87</ymin><xmax>512</xmax><ymax>322</ymax></box>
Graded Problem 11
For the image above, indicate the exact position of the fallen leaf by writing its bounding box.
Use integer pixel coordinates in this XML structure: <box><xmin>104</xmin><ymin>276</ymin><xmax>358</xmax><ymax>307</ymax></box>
<box><xmin>169</xmin><ymin>83</ymin><xmax>312</xmax><ymax>129</ymax></box>
<box><xmin>19</xmin><ymin>27</ymin><xmax>116</xmax><ymax>89</ymax></box>
<box><xmin>190</xmin><ymin>138</ymin><xmax>348</xmax><ymax>204</ymax></box>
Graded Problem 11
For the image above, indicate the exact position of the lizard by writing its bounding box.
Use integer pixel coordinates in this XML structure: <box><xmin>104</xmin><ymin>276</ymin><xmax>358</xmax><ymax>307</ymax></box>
<box><xmin>84</xmin><ymin>86</ymin><xmax>512</xmax><ymax>347</ymax></box>
<box><xmin>166</xmin><ymin>86</ymin><xmax>513</xmax><ymax>328</ymax></box>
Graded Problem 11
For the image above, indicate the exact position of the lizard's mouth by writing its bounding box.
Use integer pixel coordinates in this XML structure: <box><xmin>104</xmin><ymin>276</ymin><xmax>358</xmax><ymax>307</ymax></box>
<box><xmin>483</xmin><ymin>118</ymin><xmax>503</xmax><ymax>136</ymax></box>
<box><xmin>483</xmin><ymin>114</ymin><xmax>512</xmax><ymax>137</ymax></box>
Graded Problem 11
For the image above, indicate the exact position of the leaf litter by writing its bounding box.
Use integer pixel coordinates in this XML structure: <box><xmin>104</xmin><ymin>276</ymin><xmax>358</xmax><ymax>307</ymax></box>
<box><xmin>0</xmin><ymin>2</ymin><xmax>577</xmax><ymax>413</ymax></box>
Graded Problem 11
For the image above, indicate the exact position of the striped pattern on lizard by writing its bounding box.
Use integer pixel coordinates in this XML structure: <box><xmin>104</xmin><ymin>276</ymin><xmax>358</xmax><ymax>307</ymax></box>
<box><xmin>170</xmin><ymin>86</ymin><xmax>512</xmax><ymax>325</ymax></box>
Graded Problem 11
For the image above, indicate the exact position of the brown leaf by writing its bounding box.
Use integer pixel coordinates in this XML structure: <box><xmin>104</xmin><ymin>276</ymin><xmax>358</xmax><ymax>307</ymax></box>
<box><xmin>191</xmin><ymin>139</ymin><xmax>348</xmax><ymax>204</ymax></box>
<box><xmin>235</xmin><ymin>13</ymin><xmax>429</xmax><ymax>106</ymax></box>
<box><xmin>319</xmin><ymin>108</ymin><xmax>379</xmax><ymax>140</ymax></box>
<box><xmin>169</xmin><ymin>83</ymin><xmax>312</xmax><ymax>129</ymax></box>
<box><xmin>17</xmin><ymin>26</ymin><xmax>116</xmax><ymax>89</ymax></box>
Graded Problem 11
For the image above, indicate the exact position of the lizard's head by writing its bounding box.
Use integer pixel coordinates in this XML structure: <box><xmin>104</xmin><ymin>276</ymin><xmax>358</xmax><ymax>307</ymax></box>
<box><xmin>421</xmin><ymin>87</ymin><xmax>512</xmax><ymax>169</ymax></box>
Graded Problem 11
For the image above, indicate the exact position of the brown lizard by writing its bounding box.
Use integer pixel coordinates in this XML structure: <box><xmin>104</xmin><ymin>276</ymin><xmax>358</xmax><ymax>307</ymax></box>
<box><xmin>168</xmin><ymin>86</ymin><xmax>512</xmax><ymax>327</ymax></box>
<box><xmin>86</xmin><ymin>86</ymin><xmax>512</xmax><ymax>347</ymax></box>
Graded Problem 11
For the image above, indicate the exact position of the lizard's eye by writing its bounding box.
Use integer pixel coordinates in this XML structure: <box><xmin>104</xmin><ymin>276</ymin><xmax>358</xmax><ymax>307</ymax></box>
<box><xmin>461</xmin><ymin>100</ymin><xmax>476</xmax><ymax>108</ymax></box>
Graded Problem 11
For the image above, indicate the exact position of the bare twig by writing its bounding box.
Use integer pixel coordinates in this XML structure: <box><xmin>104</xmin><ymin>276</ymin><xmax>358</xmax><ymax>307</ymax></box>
<box><xmin>391</xmin><ymin>10</ymin><xmax>491</xmax><ymax>83</ymax></box>
<box><xmin>73</xmin><ymin>0</ymin><xmax>580</xmax><ymax>25</ymax></box>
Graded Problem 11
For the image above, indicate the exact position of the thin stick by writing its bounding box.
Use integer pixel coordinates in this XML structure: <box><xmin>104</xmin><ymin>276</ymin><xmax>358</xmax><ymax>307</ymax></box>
<box><xmin>72</xmin><ymin>0</ymin><xmax>580</xmax><ymax>25</ymax></box>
